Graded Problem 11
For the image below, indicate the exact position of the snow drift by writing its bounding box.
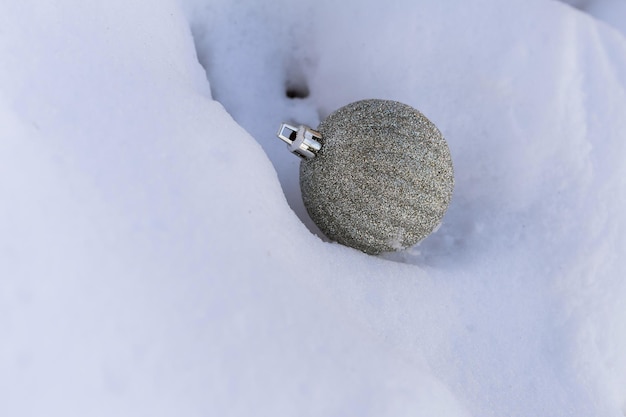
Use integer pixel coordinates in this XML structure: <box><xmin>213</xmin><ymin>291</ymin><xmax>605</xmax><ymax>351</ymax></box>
<box><xmin>2</xmin><ymin>0</ymin><xmax>626</xmax><ymax>415</ymax></box>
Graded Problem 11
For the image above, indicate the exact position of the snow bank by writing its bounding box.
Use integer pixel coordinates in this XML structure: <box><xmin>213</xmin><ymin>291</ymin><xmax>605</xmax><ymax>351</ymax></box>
<box><xmin>2</xmin><ymin>0</ymin><xmax>626</xmax><ymax>415</ymax></box>
<box><xmin>561</xmin><ymin>0</ymin><xmax>626</xmax><ymax>35</ymax></box>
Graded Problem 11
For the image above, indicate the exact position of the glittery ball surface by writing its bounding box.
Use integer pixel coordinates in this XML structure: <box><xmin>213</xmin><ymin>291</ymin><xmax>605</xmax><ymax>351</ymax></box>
<box><xmin>300</xmin><ymin>99</ymin><xmax>454</xmax><ymax>254</ymax></box>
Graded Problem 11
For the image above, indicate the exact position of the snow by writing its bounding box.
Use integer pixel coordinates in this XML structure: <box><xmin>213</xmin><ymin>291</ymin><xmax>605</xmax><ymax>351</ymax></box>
<box><xmin>2</xmin><ymin>0</ymin><xmax>626</xmax><ymax>416</ymax></box>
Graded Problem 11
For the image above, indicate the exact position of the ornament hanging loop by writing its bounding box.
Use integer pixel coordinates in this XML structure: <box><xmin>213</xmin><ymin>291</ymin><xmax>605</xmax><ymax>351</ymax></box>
<box><xmin>277</xmin><ymin>123</ymin><xmax>322</xmax><ymax>159</ymax></box>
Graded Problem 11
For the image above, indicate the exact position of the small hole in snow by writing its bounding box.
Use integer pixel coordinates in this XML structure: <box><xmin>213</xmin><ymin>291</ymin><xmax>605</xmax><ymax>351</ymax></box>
<box><xmin>285</xmin><ymin>63</ymin><xmax>310</xmax><ymax>99</ymax></box>
<box><xmin>285</xmin><ymin>82</ymin><xmax>310</xmax><ymax>99</ymax></box>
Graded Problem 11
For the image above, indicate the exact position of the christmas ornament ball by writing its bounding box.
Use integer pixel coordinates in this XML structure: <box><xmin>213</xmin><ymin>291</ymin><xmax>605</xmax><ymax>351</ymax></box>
<box><xmin>300</xmin><ymin>99</ymin><xmax>454</xmax><ymax>254</ymax></box>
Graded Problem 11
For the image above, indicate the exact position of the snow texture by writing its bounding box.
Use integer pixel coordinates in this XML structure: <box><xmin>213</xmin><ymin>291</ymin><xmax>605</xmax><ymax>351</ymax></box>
<box><xmin>2</xmin><ymin>0</ymin><xmax>626</xmax><ymax>416</ymax></box>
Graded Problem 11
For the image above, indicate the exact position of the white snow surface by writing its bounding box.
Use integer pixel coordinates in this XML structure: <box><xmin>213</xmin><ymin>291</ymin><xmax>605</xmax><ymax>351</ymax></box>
<box><xmin>2</xmin><ymin>0</ymin><xmax>626</xmax><ymax>415</ymax></box>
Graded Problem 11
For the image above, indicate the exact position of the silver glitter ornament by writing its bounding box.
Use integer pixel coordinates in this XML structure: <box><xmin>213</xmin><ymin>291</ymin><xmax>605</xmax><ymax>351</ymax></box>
<box><xmin>277</xmin><ymin>99</ymin><xmax>454</xmax><ymax>255</ymax></box>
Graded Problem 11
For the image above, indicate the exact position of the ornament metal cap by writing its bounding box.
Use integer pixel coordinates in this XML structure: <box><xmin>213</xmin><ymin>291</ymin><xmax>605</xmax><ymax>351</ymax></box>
<box><xmin>277</xmin><ymin>123</ymin><xmax>322</xmax><ymax>159</ymax></box>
